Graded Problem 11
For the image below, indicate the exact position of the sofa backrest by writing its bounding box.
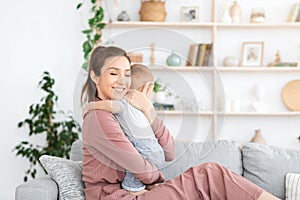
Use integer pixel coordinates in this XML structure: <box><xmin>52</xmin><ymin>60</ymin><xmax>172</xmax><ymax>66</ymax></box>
<box><xmin>242</xmin><ymin>143</ymin><xmax>300</xmax><ymax>199</ymax></box>
<box><xmin>71</xmin><ymin>139</ymin><xmax>243</xmax><ymax>181</ymax></box>
<box><xmin>161</xmin><ymin>140</ymin><xmax>243</xmax><ymax>180</ymax></box>
<box><xmin>70</xmin><ymin>139</ymin><xmax>82</xmax><ymax>162</ymax></box>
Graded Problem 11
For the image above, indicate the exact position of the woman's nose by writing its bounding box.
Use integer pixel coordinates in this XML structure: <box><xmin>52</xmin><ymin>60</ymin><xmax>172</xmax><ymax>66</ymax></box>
<box><xmin>118</xmin><ymin>75</ymin><xmax>126</xmax><ymax>84</ymax></box>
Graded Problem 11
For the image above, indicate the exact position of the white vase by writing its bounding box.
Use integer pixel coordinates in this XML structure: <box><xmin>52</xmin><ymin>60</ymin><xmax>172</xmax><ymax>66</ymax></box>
<box><xmin>154</xmin><ymin>91</ymin><xmax>166</xmax><ymax>104</ymax></box>
<box><xmin>222</xmin><ymin>10</ymin><xmax>232</xmax><ymax>23</ymax></box>
<box><xmin>230</xmin><ymin>1</ymin><xmax>241</xmax><ymax>23</ymax></box>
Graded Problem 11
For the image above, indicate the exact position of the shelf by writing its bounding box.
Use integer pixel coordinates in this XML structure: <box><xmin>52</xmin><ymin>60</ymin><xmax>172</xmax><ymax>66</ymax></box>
<box><xmin>215</xmin><ymin>67</ymin><xmax>300</xmax><ymax>72</ymax></box>
<box><xmin>215</xmin><ymin>22</ymin><xmax>300</xmax><ymax>29</ymax></box>
<box><xmin>107</xmin><ymin>21</ymin><xmax>214</xmax><ymax>28</ymax></box>
<box><xmin>106</xmin><ymin>21</ymin><xmax>300</xmax><ymax>29</ymax></box>
<box><xmin>149</xmin><ymin>66</ymin><xmax>300</xmax><ymax>72</ymax></box>
<box><xmin>156</xmin><ymin>110</ymin><xmax>213</xmax><ymax>116</ymax></box>
<box><xmin>216</xmin><ymin>112</ymin><xmax>300</xmax><ymax>116</ymax></box>
<box><xmin>149</xmin><ymin>66</ymin><xmax>213</xmax><ymax>72</ymax></box>
<box><xmin>156</xmin><ymin>111</ymin><xmax>300</xmax><ymax>116</ymax></box>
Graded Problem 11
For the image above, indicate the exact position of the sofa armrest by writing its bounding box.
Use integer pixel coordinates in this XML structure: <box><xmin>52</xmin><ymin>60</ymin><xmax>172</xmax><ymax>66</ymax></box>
<box><xmin>15</xmin><ymin>176</ymin><xmax>58</xmax><ymax>200</ymax></box>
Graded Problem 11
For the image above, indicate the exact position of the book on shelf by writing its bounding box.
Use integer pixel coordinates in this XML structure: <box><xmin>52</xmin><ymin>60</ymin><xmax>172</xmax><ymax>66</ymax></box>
<box><xmin>186</xmin><ymin>43</ymin><xmax>213</xmax><ymax>67</ymax></box>
<box><xmin>287</xmin><ymin>3</ymin><xmax>300</xmax><ymax>22</ymax></box>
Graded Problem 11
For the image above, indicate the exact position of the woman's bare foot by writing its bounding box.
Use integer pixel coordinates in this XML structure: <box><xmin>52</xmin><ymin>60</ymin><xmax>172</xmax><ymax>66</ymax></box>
<box><xmin>129</xmin><ymin>189</ymin><xmax>148</xmax><ymax>196</ymax></box>
<box><xmin>257</xmin><ymin>191</ymin><xmax>280</xmax><ymax>200</ymax></box>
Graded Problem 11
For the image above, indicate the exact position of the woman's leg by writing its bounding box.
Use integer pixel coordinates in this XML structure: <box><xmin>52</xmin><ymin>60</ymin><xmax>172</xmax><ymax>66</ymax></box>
<box><xmin>138</xmin><ymin>162</ymin><xmax>277</xmax><ymax>200</ymax></box>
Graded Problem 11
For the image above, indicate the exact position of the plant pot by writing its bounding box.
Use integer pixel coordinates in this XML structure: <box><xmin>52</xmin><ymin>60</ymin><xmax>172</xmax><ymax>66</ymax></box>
<box><xmin>154</xmin><ymin>91</ymin><xmax>166</xmax><ymax>104</ymax></box>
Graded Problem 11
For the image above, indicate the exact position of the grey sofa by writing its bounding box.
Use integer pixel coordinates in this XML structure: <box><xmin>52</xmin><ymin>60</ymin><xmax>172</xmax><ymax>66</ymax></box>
<box><xmin>15</xmin><ymin>140</ymin><xmax>300</xmax><ymax>200</ymax></box>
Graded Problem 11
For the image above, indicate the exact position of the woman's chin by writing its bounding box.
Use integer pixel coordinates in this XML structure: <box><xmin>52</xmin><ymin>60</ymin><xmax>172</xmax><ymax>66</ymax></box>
<box><xmin>111</xmin><ymin>94</ymin><xmax>125</xmax><ymax>100</ymax></box>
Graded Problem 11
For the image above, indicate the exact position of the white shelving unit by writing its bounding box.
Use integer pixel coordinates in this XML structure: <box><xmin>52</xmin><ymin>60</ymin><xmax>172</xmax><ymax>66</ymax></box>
<box><xmin>104</xmin><ymin>0</ymin><xmax>300</xmax><ymax>145</ymax></box>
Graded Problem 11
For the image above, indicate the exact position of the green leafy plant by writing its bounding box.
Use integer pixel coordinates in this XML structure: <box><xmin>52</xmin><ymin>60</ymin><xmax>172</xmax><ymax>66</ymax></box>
<box><xmin>13</xmin><ymin>71</ymin><xmax>81</xmax><ymax>182</ymax></box>
<box><xmin>77</xmin><ymin>0</ymin><xmax>106</xmax><ymax>70</ymax></box>
<box><xmin>153</xmin><ymin>80</ymin><xmax>166</xmax><ymax>93</ymax></box>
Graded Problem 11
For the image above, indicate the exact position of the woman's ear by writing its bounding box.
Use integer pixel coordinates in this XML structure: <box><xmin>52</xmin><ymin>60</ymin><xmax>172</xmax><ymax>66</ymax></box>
<box><xmin>90</xmin><ymin>71</ymin><xmax>99</xmax><ymax>84</ymax></box>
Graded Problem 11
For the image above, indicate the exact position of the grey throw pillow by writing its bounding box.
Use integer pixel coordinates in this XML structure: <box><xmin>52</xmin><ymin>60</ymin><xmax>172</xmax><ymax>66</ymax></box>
<box><xmin>242</xmin><ymin>143</ymin><xmax>300</xmax><ymax>199</ymax></box>
<box><xmin>39</xmin><ymin>155</ymin><xmax>85</xmax><ymax>200</ymax></box>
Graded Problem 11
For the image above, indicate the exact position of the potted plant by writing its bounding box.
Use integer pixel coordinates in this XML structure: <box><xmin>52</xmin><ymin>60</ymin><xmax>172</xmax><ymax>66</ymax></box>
<box><xmin>153</xmin><ymin>80</ymin><xmax>166</xmax><ymax>104</ymax></box>
<box><xmin>76</xmin><ymin>0</ymin><xmax>106</xmax><ymax>70</ymax></box>
<box><xmin>13</xmin><ymin>71</ymin><xmax>81</xmax><ymax>182</ymax></box>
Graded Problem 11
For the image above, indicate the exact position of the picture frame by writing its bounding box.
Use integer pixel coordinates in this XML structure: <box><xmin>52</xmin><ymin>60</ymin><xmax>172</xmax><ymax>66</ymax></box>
<box><xmin>180</xmin><ymin>6</ymin><xmax>199</xmax><ymax>22</ymax></box>
<box><xmin>241</xmin><ymin>42</ymin><xmax>264</xmax><ymax>66</ymax></box>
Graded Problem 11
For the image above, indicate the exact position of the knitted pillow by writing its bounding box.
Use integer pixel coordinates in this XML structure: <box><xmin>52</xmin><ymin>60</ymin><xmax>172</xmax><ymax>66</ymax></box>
<box><xmin>39</xmin><ymin>155</ymin><xmax>85</xmax><ymax>200</ymax></box>
<box><xmin>286</xmin><ymin>173</ymin><xmax>300</xmax><ymax>200</ymax></box>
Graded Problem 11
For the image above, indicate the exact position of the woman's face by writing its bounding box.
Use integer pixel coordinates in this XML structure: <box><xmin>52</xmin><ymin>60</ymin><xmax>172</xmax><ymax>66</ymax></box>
<box><xmin>95</xmin><ymin>56</ymin><xmax>131</xmax><ymax>100</ymax></box>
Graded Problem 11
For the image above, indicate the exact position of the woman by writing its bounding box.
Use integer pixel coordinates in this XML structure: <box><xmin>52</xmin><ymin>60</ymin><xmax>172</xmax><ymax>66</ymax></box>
<box><xmin>81</xmin><ymin>46</ymin><xmax>279</xmax><ymax>200</ymax></box>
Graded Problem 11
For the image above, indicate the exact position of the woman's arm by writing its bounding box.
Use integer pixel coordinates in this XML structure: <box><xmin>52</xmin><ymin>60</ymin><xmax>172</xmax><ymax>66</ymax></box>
<box><xmin>82</xmin><ymin>100</ymin><xmax>123</xmax><ymax>117</ymax></box>
<box><xmin>83</xmin><ymin>110</ymin><xmax>165</xmax><ymax>184</ymax></box>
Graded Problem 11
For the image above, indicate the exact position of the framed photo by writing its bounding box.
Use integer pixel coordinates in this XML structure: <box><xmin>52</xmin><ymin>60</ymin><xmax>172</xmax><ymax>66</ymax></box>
<box><xmin>241</xmin><ymin>42</ymin><xmax>264</xmax><ymax>66</ymax></box>
<box><xmin>180</xmin><ymin>6</ymin><xmax>199</xmax><ymax>22</ymax></box>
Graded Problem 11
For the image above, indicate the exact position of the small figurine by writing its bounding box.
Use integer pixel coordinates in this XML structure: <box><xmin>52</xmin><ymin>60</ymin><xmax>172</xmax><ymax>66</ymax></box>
<box><xmin>150</xmin><ymin>42</ymin><xmax>155</xmax><ymax>66</ymax></box>
<box><xmin>268</xmin><ymin>50</ymin><xmax>281</xmax><ymax>66</ymax></box>
<box><xmin>267</xmin><ymin>50</ymin><xmax>297</xmax><ymax>67</ymax></box>
<box><xmin>274</xmin><ymin>50</ymin><xmax>281</xmax><ymax>63</ymax></box>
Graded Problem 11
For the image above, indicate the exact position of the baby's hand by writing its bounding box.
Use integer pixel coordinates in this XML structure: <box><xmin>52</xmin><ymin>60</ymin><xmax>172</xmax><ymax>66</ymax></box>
<box><xmin>82</xmin><ymin>102</ymin><xmax>96</xmax><ymax>118</ymax></box>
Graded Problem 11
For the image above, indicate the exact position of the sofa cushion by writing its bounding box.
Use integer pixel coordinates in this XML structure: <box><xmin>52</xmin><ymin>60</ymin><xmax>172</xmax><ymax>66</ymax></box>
<box><xmin>161</xmin><ymin>140</ymin><xmax>243</xmax><ymax>180</ymax></box>
<box><xmin>15</xmin><ymin>176</ymin><xmax>58</xmax><ymax>200</ymax></box>
<box><xmin>39</xmin><ymin>155</ymin><xmax>85</xmax><ymax>200</ymax></box>
<box><xmin>242</xmin><ymin>143</ymin><xmax>300</xmax><ymax>199</ymax></box>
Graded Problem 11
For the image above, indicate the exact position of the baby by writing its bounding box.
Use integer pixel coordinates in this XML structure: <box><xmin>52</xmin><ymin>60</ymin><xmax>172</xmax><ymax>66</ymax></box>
<box><xmin>83</xmin><ymin>64</ymin><xmax>166</xmax><ymax>193</ymax></box>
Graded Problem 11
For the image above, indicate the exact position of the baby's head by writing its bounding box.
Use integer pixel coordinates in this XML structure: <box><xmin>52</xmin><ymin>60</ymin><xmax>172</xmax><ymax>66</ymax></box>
<box><xmin>130</xmin><ymin>64</ymin><xmax>154</xmax><ymax>96</ymax></box>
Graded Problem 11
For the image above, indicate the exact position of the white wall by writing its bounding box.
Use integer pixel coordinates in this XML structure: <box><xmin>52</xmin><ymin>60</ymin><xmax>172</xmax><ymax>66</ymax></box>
<box><xmin>1</xmin><ymin>0</ymin><xmax>299</xmax><ymax>199</ymax></box>
<box><xmin>0</xmin><ymin>1</ymin><xmax>83</xmax><ymax>199</ymax></box>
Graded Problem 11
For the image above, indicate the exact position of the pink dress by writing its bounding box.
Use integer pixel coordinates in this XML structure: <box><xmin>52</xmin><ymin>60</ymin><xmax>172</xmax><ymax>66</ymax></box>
<box><xmin>82</xmin><ymin>109</ymin><xmax>263</xmax><ymax>200</ymax></box>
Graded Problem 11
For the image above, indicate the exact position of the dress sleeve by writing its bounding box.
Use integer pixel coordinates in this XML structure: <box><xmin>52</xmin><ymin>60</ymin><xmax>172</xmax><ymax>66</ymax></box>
<box><xmin>151</xmin><ymin>116</ymin><xmax>176</xmax><ymax>161</ymax></box>
<box><xmin>83</xmin><ymin>110</ymin><xmax>165</xmax><ymax>184</ymax></box>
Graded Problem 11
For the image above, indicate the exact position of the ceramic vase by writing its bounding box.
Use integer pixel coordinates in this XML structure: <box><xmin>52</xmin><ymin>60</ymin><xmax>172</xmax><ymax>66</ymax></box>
<box><xmin>117</xmin><ymin>11</ymin><xmax>130</xmax><ymax>21</ymax></box>
<box><xmin>250</xmin><ymin>129</ymin><xmax>267</xmax><ymax>144</ymax></box>
<box><xmin>154</xmin><ymin>91</ymin><xmax>166</xmax><ymax>104</ymax></box>
<box><xmin>221</xmin><ymin>9</ymin><xmax>232</xmax><ymax>23</ymax></box>
<box><xmin>166</xmin><ymin>52</ymin><xmax>181</xmax><ymax>66</ymax></box>
<box><xmin>223</xmin><ymin>56</ymin><xmax>239</xmax><ymax>66</ymax></box>
<box><xmin>230</xmin><ymin>1</ymin><xmax>241</xmax><ymax>23</ymax></box>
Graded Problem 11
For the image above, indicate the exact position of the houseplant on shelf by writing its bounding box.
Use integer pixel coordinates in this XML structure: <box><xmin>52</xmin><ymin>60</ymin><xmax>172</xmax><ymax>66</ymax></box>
<box><xmin>13</xmin><ymin>71</ymin><xmax>81</xmax><ymax>182</ymax></box>
<box><xmin>153</xmin><ymin>80</ymin><xmax>166</xmax><ymax>104</ymax></box>
<box><xmin>76</xmin><ymin>0</ymin><xmax>106</xmax><ymax>70</ymax></box>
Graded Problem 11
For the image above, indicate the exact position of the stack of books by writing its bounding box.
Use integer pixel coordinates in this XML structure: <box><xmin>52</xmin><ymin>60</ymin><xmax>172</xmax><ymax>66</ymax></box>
<box><xmin>186</xmin><ymin>43</ymin><xmax>213</xmax><ymax>67</ymax></box>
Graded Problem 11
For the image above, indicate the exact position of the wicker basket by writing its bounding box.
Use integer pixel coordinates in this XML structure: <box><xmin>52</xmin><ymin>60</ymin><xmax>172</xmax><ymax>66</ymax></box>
<box><xmin>139</xmin><ymin>0</ymin><xmax>166</xmax><ymax>22</ymax></box>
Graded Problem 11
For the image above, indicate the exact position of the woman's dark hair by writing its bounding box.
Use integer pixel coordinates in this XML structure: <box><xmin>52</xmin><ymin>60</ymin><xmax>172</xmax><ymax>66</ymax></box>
<box><xmin>81</xmin><ymin>46</ymin><xmax>131</xmax><ymax>104</ymax></box>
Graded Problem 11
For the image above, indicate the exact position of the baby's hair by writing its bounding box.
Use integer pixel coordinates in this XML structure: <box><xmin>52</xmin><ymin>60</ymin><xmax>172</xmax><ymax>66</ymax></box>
<box><xmin>130</xmin><ymin>64</ymin><xmax>154</xmax><ymax>90</ymax></box>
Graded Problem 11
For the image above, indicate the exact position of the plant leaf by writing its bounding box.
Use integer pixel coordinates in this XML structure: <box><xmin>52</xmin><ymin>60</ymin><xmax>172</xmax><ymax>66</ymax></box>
<box><xmin>76</xmin><ymin>3</ymin><xmax>82</xmax><ymax>9</ymax></box>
